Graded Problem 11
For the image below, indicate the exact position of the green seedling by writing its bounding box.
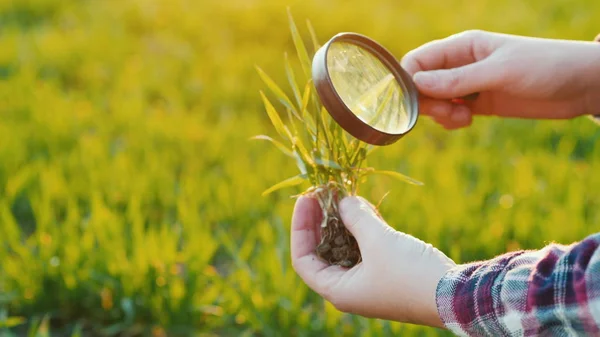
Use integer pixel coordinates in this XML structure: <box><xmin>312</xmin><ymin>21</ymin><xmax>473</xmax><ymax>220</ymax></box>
<box><xmin>253</xmin><ymin>10</ymin><xmax>423</xmax><ymax>267</ymax></box>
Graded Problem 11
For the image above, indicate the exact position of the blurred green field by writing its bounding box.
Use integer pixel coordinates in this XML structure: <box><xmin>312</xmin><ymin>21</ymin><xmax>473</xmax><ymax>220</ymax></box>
<box><xmin>1</xmin><ymin>0</ymin><xmax>600</xmax><ymax>335</ymax></box>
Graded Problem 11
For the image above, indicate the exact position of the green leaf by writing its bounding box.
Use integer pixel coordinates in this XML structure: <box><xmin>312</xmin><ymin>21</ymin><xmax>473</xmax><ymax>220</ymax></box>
<box><xmin>327</xmin><ymin>110</ymin><xmax>340</xmax><ymax>152</ymax></box>
<box><xmin>367</xmin><ymin>81</ymin><xmax>396</xmax><ymax>127</ymax></box>
<box><xmin>303</xmin><ymin>112</ymin><xmax>317</xmax><ymax>139</ymax></box>
<box><xmin>319</xmin><ymin>106</ymin><xmax>334</xmax><ymax>153</ymax></box>
<box><xmin>301</xmin><ymin>81</ymin><xmax>312</xmax><ymax>115</ymax></box>
<box><xmin>336</xmin><ymin>128</ymin><xmax>351</xmax><ymax>163</ymax></box>
<box><xmin>259</xmin><ymin>91</ymin><xmax>292</xmax><ymax>141</ymax></box>
<box><xmin>300</xmin><ymin>81</ymin><xmax>317</xmax><ymax>137</ymax></box>
<box><xmin>314</xmin><ymin>158</ymin><xmax>342</xmax><ymax>171</ymax></box>
<box><xmin>306</xmin><ymin>19</ymin><xmax>321</xmax><ymax>53</ymax></box>
<box><xmin>287</xmin><ymin>8</ymin><xmax>312</xmax><ymax>80</ymax></box>
<box><xmin>293</xmin><ymin>137</ymin><xmax>315</xmax><ymax>173</ymax></box>
<box><xmin>349</xmin><ymin>73</ymin><xmax>395</xmax><ymax>113</ymax></box>
<box><xmin>262</xmin><ymin>174</ymin><xmax>307</xmax><ymax>196</ymax></box>
<box><xmin>250</xmin><ymin>135</ymin><xmax>294</xmax><ymax>157</ymax></box>
<box><xmin>365</xmin><ymin>170</ymin><xmax>424</xmax><ymax>186</ymax></box>
<box><xmin>310</xmin><ymin>82</ymin><xmax>323</xmax><ymax>123</ymax></box>
<box><xmin>284</xmin><ymin>53</ymin><xmax>303</xmax><ymax>111</ymax></box>
<box><xmin>351</xmin><ymin>146</ymin><xmax>367</xmax><ymax>167</ymax></box>
<box><xmin>293</xmin><ymin>150</ymin><xmax>308</xmax><ymax>175</ymax></box>
<box><xmin>286</xmin><ymin>107</ymin><xmax>299</xmax><ymax>136</ymax></box>
<box><xmin>256</xmin><ymin>66</ymin><xmax>300</xmax><ymax>120</ymax></box>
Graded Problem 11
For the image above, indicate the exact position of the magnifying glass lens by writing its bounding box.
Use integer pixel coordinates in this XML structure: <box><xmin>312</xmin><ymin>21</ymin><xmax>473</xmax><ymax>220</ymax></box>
<box><xmin>327</xmin><ymin>42</ymin><xmax>411</xmax><ymax>134</ymax></box>
<box><xmin>312</xmin><ymin>33</ymin><xmax>420</xmax><ymax>145</ymax></box>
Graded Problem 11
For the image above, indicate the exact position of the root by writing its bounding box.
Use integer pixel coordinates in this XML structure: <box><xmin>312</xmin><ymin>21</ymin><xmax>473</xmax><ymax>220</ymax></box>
<box><xmin>305</xmin><ymin>183</ymin><xmax>362</xmax><ymax>268</ymax></box>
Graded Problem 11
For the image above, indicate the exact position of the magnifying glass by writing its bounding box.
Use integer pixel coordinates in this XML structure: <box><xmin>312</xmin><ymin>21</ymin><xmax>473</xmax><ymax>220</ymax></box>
<box><xmin>312</xmin><ymin>32</ymin><xmax>478</xmax><ymax>146</ymax></box>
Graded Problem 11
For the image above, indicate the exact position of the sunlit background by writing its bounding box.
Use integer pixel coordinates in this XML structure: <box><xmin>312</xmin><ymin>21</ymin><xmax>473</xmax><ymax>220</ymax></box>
<box><xmin>1</xmin><ymin>0</ymin><xmax>599</xmax><ymax>335</ymax></box>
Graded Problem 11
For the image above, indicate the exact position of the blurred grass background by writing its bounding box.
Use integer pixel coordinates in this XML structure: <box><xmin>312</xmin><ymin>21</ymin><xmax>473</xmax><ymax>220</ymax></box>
<box><xmin>1</xmin><ymin>0</ymin><xmax>599</xmax><ymax>335</ymax></box>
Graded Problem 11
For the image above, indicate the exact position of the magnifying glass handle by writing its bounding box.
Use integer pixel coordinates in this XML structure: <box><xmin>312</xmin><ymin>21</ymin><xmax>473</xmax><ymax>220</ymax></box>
<box><xmin>451</xmin><ymin>92</ymin><xmax>480</xmax><ymax>104</ymax></box>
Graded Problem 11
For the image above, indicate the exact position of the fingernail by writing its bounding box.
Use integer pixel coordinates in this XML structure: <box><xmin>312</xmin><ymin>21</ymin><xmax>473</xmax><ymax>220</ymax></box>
<box><xmin>357</xmin><ymin>196</ymin><xmax>376</xmax><ymax>210</ymax></box>
<box><xmin>340</xmin><ymin>196</ymin><xmax>368</xmax><ymax>211</ymax></box>
<box><xmin>339</xmin><ymin>196</ymin><xmax>360</xmax><ymax>209</ymax></box>
<box><xmin>342</xmin><ymin>196</ymin><xmax>378</xmax><ymax>217</ymax></box>
<box><xmin>413</xmin><ymin>72</ymin><xmax>436</xmax><ymax>89</ymax></box>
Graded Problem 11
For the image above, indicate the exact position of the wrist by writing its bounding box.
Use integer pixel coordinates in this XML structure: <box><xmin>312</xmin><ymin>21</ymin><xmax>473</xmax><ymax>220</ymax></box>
<box><xmin>585</xmin><ymin>38</ymin><xmax>600</xmax><ymax>116</ymax></box>
<box><xmin>428</xmin><ymin>261</ymin><xmax>456</xmax><ymax>329</ymax></box>
<box><xmin>585</xmin><ymin>83</ymin><xmax>600</xmax><ymax>117</ymax></box>
<box><xmin>386</xmin><ymin>240</ymin><xmax>456</xmax><ymax>329</ymax></box>
<box><xmin>412</xmin><ymin>255</ymin><xmax>456</xmax><ymax>330</ymax></box>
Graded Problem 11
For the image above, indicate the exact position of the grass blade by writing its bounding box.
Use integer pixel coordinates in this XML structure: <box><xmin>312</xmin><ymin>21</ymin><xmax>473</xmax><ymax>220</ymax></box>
<box><xmin>259</xmin><ymin>91</ymin><xmax>292</xmax><ymax>141</ymax></box>
<box><xmin>306</xmin><ymin>19</ymin><xmax>321</xmax><ymax>53</ymax></box>
<box><xmin>301</xmin><ymin>80</ymin><xmax>312</xmax><ymax>115</ymax></box>
<box><xmin>293</xmin><ymin>137</ymin><xmax>314</xmax><ymax>166</ymax></box>
<box><xmin>256</xmin><ymin>66</ymin><xmax>300</xmax><ymax>120</ymax></box>
<box><xmin>349</xmin><ymin>74</ymin><xmax>394</xmax><ymax>114</ymax></box>
<box><xmin>286</xmin><ymin>107</ymin><xmax>299</xmax><ymax>136</ymax></box>
<box><xmin>250</xmin><ymin>135</ymin><xmax>294</xmax><ymax>157</ymax></box>
<box><xmin>367</xmin><ymin>82</ymin><xmax>395</xmax><ymax>127</ymax></box>
<box><xmin>293</xmin><ymin>150</ymin><xmax>308</xmax><ymax>175</ymax></box>
<box><xmin>287</xmin><ymin>8</ymin><xmax>311</xmax><ymax>80</ymax></box>
<box><xmin>262</xmin><ymin>174</ymin><xmax>307</xmax><ymax>196</ymax></box>
<box><xmin>365</xmin><ymin>170</ymin><xmax>424</xmax><ymax>186</ymax></box>
<box><xmin>319</xmin><ymin>107</ymin><xmax>334</xmax><ymax>156</ymax></box>
<box><xmin>314</xmin><ymin>158</ymin><xmax>342</xmax><ymax>171</ymax></box>
<box><xmin>301</xmin><ymin>81</ymin><xmax>317</xmax><ymax>137</ymax></box>
<box><xmin>351</xmin><ymin>146</ymin><xmax>367</xmax><ymax>167</ymax></box>
<box><xmin>320</xmin><ymin>106</ymin><xmax>333</xmax><ymax>130</ymax></box>
<box><xmin>284</xmin><ymin>53</ymin><xmax>303</xmax><ymax>111</ymax></box>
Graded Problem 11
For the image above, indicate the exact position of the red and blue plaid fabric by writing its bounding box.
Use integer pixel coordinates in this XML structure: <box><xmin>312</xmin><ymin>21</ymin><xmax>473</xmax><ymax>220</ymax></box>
<box><xmin>436</xmin><ymin>232</ymin><xmax>600</xmax><ymax>336</ymax></box>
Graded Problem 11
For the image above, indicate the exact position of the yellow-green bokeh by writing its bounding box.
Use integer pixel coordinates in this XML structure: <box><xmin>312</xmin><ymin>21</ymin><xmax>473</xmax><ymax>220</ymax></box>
<box><xmin>0</xmin><ymin>0</ymin><xmax>599</xmax><ymax>335</ymax></box>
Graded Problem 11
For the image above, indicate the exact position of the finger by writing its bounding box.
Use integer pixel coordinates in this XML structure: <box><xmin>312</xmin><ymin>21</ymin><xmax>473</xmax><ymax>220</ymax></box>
<box><xmin>291</xmin><ymin>196</ymin><xmax>321</xmax><ymax>260</ymax></box>
<box><xmin>433</xmin><ymin>104</ymin><xmax>473</xmax><ymax>130</ymax></box>
<box><xmin>338</xmin><ymin>196</ymin><xmax>389</xmax><ymax>250</ymax></box>
<box><xmin>413</xmin><ymin>60</ymin><xmax>500</xmax><ymax>99</ymax></box>
<box><xmin>419</xmin><ymin>98</ymin><xmax>453</xmax><ymax>118</ymax></box>
<box><xmin>420</xmin><ymin>98</ymin><xmax>473</xmax><ymax>128</ymax></box>
<box><xmin>292</xmin><ymin>255</ymin><xmax>348</xmax><ymax>300</ymax></box>
<box><xmin>290</xmin><ymin>196</ymin><xmax>347</xmax><ymax>297</ymax></box>
<box><xmin>401</xmin><ymin>30</ymin><xmax>495</xmax><ymax>75</ymax></box>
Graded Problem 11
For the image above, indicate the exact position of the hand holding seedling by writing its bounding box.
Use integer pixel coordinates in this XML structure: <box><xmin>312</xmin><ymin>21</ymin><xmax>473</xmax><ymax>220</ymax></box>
<box><xmin>291</xmin><ymin>195</ymin><xmax>456</xmax><ymax>328</ymax></box>
<box><xmin>401</xmin><ymin>30</ymin><xmax>600</xmax><ymax>129</ymax></box>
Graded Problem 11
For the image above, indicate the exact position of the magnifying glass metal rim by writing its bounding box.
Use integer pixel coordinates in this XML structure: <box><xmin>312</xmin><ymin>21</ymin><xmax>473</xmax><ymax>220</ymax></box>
<box><xmin>312</xmin><ymin>32</ymin><xmax>420</xmax><ymax>146</ymax></box>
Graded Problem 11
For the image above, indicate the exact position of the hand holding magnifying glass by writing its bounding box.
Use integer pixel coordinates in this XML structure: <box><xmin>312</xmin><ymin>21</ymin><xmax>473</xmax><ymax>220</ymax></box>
<box><xmin>314</xmin><ymin>31</ymin><xmax>600</xmax><ymax>137</ymax></box>
<box><xmin>312</xmin><ymin>33</ymin><xmax>478</xmax><ymax>146</ymax></box>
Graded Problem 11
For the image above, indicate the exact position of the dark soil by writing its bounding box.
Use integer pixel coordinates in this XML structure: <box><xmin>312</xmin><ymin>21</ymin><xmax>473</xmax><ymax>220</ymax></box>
<box><xmin>311</xmin><ymin>186</ymin><xmax>362</xmax><ymax>268</ymax></box>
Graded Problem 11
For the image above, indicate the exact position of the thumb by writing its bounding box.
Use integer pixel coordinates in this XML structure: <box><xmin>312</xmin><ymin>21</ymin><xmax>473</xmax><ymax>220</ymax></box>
<box><xmin>413</xmin><ymin>60</ymin><xmax>497</xmax><ymax>99</ymax></box>
<box><xmin>338</xmin><ymin>196</ymin><xmax>390</xmax><ymax>248</ymax></box>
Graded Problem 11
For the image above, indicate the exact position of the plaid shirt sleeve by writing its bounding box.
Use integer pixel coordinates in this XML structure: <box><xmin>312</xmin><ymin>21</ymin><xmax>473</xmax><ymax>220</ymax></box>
<box><xmin>436</xmin><ymin>232</ymin><xmax>600</xmax><ymax>336</ymax></box>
